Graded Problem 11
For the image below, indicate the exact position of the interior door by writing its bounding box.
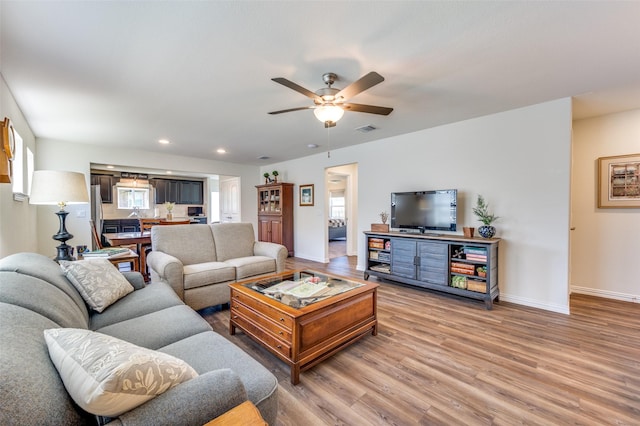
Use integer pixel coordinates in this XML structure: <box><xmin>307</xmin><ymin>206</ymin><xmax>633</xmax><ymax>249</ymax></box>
<box><xmin>220</xmin><ymin>176</ymin><xmax>240</xmax><ymax>222</ymax></box>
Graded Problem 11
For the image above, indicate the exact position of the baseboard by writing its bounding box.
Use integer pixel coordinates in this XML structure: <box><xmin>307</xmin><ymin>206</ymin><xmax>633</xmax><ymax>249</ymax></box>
<box><xmin>294</xmin><ymin>252</ymin><xmax>327</xmax><ymax>264</ymax></box>
<box><xmin>571</xmin><ymin>285</ymin><xmax>640</xmax><ymax>303</ymax></box>
<box><xmin>498</xmin><ymin>294</ymin><xmax>570</xmax><ymax>315</ymax></box>
<box><xmin>355</xmin><ymin>263</ymin><xmax>571</xmax><ymax>314</ymax></box>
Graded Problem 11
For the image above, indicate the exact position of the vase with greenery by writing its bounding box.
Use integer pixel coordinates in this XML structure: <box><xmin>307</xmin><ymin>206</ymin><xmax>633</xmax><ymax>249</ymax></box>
<box><xmin>263</xmin><ymin>172</ymin><xmax>270</xmax><ymax>184</ymax></box>
<box><xmin>272</xmin><ymin>170</ymin><xmax>279</xmax><ymax>183</ymax></box>
<box><xmin>472</xmin><ymin>195</ymin><xmax>498</xmax><ymax>238</ymax></box>
<box><xmin>164</xmin><ymin>201</ymin><xmax>175</xmax><ymax>220</ymax></box>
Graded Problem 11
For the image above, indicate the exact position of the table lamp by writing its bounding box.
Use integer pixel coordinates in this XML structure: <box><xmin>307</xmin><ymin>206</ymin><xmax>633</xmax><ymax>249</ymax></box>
<box><xmin>29</xmin><ymin>170</ymin><xmax>89</xmax><ymax>261</ymax></box>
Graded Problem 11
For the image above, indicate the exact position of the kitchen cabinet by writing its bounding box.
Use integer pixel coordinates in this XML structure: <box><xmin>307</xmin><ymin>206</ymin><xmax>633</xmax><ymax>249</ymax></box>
<box><xmin>179</xmin><ymin>180</ymin><xmax>203</xmax><ymax>204</ymax></box>
<box><xmin>91</xmin><ymin>174</ymin><xmax>115</xmax><ymax>204</ymax></box>
<box><xmin>102</xmin><ymin>219</ymin><xmax>140</xmax><ymax>233</ymax></box>
<box><xmin>152</xmin><ymin>178</ymin><xmax>203</xmax><ymax>205</ymax></box>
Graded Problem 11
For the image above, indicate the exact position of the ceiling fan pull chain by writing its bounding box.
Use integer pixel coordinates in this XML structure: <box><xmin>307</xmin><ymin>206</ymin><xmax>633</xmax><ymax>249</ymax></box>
<box><xmin>327</xmin><ymin>125</ymin><xmax>331</xmax><ymax>158</ymax></box>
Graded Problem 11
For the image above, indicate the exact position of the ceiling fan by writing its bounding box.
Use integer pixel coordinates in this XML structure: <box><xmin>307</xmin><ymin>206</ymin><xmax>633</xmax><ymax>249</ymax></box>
<box><xmin>268</xmin><ymin>72</ymin><xmax>393</xmax><ymax>127</ymax></box>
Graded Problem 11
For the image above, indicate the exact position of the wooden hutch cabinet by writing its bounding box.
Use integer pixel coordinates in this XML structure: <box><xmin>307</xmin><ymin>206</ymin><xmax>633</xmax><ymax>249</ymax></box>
<box><xmin>256</xmin><ymin>182</ymin><xmax>294</xmax><ymax>256</ymax></box>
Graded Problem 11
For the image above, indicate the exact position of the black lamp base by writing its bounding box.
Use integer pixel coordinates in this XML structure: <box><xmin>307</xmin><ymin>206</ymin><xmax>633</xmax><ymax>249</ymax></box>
<box><xmin>53</xmin><ymin>210</ymin><xmax>75</xmax><ymax>261</ymax></box>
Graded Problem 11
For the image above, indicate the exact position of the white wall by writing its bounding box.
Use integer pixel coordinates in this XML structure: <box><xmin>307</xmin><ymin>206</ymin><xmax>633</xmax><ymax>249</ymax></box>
<box><xmin>0</xmin><ymin>75</ymin><xmax>38</xmax><ymax>257</ymax></box>
<box><xmin>5</xmin><ymin>92</ymin><xmax>574</xmax><ymax>312</ymax></box>
<box><xmin>265</xmin><ymin>98</ymin><xmax>573</xmax><ymax>313</ymax></box>
<box><xmin>35</xmin><ymin>139</ymin><xmax>260</xmax><ymax>255</ymax></box>
<box><xmin>571</xmin><ymin>109</ymin><xmax>640</xmax><ymax>302</ymax></box>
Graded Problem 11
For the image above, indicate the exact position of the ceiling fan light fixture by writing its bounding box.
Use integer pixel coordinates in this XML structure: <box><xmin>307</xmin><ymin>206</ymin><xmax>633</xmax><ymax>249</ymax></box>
<box><xmin>313</xmin><ymin>105</ymin><xmax>344</xmax><ymax>124</ymax></box>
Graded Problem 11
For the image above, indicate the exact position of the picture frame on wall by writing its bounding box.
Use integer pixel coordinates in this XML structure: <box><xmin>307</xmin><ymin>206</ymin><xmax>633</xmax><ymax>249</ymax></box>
<box><xmin>300</xmin><ymin>184</ymin><xmax>314</xmax><ymax>206</ymax></box>
<box><xmin>598</xmin><ymin>153</ymin><xmax>640</xmax><ymax>208</ymax></box>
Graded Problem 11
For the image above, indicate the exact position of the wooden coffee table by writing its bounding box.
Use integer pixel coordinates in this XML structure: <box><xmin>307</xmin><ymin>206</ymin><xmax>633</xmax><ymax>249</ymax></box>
<box><xmin>229</xmin><ymin>270</ymin><xmax>378</xmax><ymax>384</ymax></box>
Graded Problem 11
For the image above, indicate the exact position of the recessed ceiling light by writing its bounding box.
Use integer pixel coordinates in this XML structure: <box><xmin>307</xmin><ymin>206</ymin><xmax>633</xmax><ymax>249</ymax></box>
<box><xmin>217</xmin><ymin>148</ymin><xmax>226</xmax><ymax>154</ymax></box>
<box><xmin>106</xmin><ymin>165</ymin><xmax>114</xmax><ymax>169</ymax></box>
<box><xmin>158</xmin><ymin>139</ymin><xmax>170</xmax><ymax>144</ymax></box>
<box><xmin>166</xmin><ymin>171</ymin><xmax>172</xmax><ymax>174</ymax></box>
<box><xmin>307</xmin><ymin>144</ymin><xmax>319</xmax><ymax>149</ymax></box>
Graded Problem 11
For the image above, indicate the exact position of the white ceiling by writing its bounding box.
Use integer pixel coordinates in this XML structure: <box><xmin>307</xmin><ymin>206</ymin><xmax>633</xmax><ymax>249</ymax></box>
<box><xmin>2</xmin><ymin>1</ymin><xmax>640</xmax><ymax>166</ymax></box>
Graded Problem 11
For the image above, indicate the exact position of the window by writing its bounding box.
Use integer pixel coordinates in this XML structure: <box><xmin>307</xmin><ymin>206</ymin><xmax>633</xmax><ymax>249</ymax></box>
<box><xmin>330</xmin><ymin>191</ymin><xmax>345</xmax><ymax>219</ymax></box>
<box><xmin>26</xmin><ymin>147</ymin><xmax>34</xmax><ymax>195</ymax></box>
<box><xmin>11</xmin><ymin>130</ymin><xmax>24</xmax><ymax>195</ymax></box>
<box><xmin>117</xmin><ymin>187</ymin><xmax>150</xmax><ymax>209</ymax></box>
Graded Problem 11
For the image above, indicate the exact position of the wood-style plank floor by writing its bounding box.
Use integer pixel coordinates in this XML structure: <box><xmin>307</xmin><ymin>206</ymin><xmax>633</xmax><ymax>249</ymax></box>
<box><xmin>200</xmin><ymin>256</ymin><xmax>640</xmax><ymax>425</ymax></box>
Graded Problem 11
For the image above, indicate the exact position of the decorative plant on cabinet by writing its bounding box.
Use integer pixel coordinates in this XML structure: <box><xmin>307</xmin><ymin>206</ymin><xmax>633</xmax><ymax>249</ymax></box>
<box><xmin>472</xmin><ymin>195</ymin><xmax>499</xmax><ymax>238</ymax></box>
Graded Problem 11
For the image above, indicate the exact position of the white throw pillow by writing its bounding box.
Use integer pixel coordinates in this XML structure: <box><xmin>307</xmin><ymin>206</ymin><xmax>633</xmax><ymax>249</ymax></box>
<box><xmin>44</xmin><ymin>328</ymin><xmax>199</xmax><ymax>417</ymax></box>
<box><xmin>60</xmin><ymin>259</ymin><xmax>134</xmax><ymax>313</ymax></box>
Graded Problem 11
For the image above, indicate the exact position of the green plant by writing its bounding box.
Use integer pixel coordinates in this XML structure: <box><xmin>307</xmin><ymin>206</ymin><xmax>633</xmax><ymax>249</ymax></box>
<box><xmin>164</xmin><ymin>201</ymin><xmax>175</xmax><ymax>212</ymax></box>
<box><xmin>263</xmin><ymin>172</ymin><xmax>270</xmax><ymax>178</ymax></box>
<box><xmin>472</xmin><ymin>195</ymin><xmax>499</xmax><ymax>226</ymax></box>
<box><xmin>272</xmin><ymin>170</ymin><xmax>279</xmax><ymax>177</ymax></box>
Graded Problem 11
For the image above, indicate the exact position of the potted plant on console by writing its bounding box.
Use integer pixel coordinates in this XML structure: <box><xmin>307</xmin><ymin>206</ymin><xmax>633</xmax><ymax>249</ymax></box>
<box><xmin>472</xmin><ymin>195</ymin><xmax>499</xmax><ymax>238</ymax></box>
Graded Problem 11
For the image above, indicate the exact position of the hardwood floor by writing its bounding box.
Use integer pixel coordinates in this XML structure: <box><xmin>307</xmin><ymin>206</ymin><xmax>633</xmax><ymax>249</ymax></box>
<box><xmin>200</xmin><ymin>256</ymin><xmax>640</xmax><ymax>425</ymax></box>
<box><xmin>328</xmin><ymin>239</ymin><xmax>346</xmax><ymax>258</ymax></box>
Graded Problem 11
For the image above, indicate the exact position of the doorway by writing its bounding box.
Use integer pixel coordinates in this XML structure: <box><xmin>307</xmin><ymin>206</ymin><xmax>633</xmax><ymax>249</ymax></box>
<box><xmin>326</xmin><ymin>164</ymin><xmax>358</xmax><ymax>261</ymax></box>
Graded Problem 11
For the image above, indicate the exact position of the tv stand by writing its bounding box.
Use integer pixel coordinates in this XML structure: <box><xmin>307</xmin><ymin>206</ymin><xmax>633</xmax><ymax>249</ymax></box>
<box><xmin>364</xmin><ymin>231</ymin><xmax>500</xmax><ymax>309</ymax></box>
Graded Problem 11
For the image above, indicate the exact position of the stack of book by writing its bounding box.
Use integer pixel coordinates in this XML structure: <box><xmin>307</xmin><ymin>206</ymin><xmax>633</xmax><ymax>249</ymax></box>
<box><xmin>465</xmin><ymin>247</ymin><xmax>487</xmax><ymax>262</ymax></box>
<box><xmin>450</xmin><ymin>262</ymin><xmax>475</xmax><ymax>275</ymax></box>
<box><xmin>82</xmin><ymin>247</ymin><xmax>131</xmax><ymax>258</ymax></box>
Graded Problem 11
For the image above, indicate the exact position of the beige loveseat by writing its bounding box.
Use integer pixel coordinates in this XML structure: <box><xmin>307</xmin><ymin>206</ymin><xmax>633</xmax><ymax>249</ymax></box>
<box><xmin>146</xmin><ymin>222</ymin><xmax>287</xmax><ymax>310</ymax></box>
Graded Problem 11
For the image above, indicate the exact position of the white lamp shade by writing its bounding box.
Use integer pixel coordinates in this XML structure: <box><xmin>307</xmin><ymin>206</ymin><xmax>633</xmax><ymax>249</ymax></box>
<box><xmin>29</xmin><ymin>170</ymin><xmax>89</xmax><ymax>206</ymax></box>
<box><xmin>313</xmin><ymin>105</ymin><xmax>345</xmax><ymax>123</ymax></box>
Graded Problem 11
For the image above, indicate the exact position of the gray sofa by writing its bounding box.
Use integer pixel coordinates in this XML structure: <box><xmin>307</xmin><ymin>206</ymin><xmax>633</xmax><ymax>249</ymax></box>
<box><xmin>0</xmin><ymin>252</ymin><xmax>278</xmax><ymax>425</ymax></box>
<box><xmin>147</xmin><ymin>222</ymin><xmax>287</xmax><ymax>310</ymax></box>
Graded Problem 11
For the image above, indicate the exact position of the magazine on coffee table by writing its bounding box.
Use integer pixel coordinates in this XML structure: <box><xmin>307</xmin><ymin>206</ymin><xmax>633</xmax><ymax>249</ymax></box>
<box><xmin>262</xmin><ymin>280</ymin><xmax>328</xmax><ymax>298</ymax></box>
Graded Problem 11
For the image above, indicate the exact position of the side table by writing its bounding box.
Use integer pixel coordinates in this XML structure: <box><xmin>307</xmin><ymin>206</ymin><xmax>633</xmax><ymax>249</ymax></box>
<box><xmin>204</xmin><ymin>401</ymin><xmax>267</xmax><ymax>426</ymax></box>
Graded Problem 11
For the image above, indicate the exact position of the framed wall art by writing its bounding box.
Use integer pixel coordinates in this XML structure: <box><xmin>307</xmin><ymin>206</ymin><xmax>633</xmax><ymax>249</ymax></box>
<box><xmin>598</xmin><ymin>153</ymin><xmax>640</xmax><ymax>208</ymax></box>
<box><xmin>299</xmin><ymin>184</ymin><xmax>314</xmax><ymax>206</ymax></box>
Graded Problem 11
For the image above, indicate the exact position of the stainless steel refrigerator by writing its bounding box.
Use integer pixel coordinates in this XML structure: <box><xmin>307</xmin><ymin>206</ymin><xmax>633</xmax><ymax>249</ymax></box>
<box><xmin>90</xmin><ymin>185</ymin><xmax>103</xmax><ymax>250</ymax></box>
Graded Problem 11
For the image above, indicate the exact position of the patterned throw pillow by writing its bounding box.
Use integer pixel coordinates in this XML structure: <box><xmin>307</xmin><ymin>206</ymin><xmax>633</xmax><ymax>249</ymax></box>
<box><xmin>44</xmin><ymin>328</ymin><xmax>199</xmax><ymax>417</ymax></box>
<box><xmin>60</xmin><ymin>259</ymin><xmax>134</xmax><ymax>313</ymax></box>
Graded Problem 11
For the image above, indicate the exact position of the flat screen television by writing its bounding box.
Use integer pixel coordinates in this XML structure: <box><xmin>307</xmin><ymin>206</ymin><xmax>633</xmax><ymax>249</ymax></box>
<box><xmin>390</xmin><ymin>189</ymin><xmax>457</xmax><ymax>232</ymax></box>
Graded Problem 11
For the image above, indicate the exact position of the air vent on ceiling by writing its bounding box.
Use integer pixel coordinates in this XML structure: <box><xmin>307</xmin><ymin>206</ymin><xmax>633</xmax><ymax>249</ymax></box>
<box><xmin>355</xmin><ymin>125</ymin><xmax>377</xmax><ymax>133</ymax></box>
<box><xmin>257</xmin><ymin>155</ymin><xmax>270</xmax><ymax>160</ymax></box>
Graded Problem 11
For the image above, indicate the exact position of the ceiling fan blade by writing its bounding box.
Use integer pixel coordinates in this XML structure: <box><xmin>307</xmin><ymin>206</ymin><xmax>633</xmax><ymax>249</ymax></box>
<box><xmin>335</xmin><ymin>72</ymin><xmax>385</xmax><ymax>101</ymax></box>
<box><xmin>342</xmin><ymin>103</ymin><xmax>393</xmax><ymax>115</ymax></box>
<box><xmin>271</xmin><ymin>78</ymin><xmax>322</xmax><ymax>101</ymax></box>
<box><xmin>268</xmin><ymin>106</ymin><xmax>314</xmax><ymax>115</ymax></box>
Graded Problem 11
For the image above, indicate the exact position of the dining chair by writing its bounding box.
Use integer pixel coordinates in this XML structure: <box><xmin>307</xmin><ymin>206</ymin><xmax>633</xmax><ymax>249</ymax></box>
<box><xmin>139</xmin><ymin>218</ymin><xmax>161</xmax><ymax>232</ymax></box>
<box><xmin>137</xmin><ymin>219</ymin><xmax>190</xmax><ymax>278</ymax></box>
<box><xmin>88</xmin><ymin>220</ymin><xmax>140</xmax><ymax>272</ymax></box>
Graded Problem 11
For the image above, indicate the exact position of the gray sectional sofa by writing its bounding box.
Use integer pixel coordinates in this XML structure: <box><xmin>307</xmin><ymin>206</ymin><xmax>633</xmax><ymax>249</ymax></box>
<box><xmin>147</xmin><ymin>222</ymin><xmax>287</xmax><ymax>310</ymax></box>
<box><xmin>0</xmin><ymin>252</ymin><xmax>278</xmax><ymax>425</ymax></box>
